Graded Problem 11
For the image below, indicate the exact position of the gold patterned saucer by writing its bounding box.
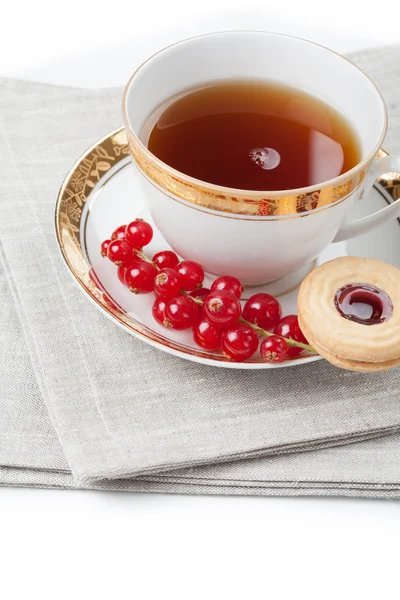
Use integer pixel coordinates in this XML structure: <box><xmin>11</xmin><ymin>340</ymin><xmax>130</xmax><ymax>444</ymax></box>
<box><xmin>55</xmin><ymin>128</ymin><xmax>400</xmax><ymax>369</ymax></box>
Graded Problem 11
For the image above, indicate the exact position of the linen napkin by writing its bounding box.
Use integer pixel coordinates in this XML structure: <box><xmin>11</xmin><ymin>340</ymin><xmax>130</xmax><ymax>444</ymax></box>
<box><xmin>1</xmin><ymin>45</ymin><xmax>400</xmax><ymax>497</ymax></box>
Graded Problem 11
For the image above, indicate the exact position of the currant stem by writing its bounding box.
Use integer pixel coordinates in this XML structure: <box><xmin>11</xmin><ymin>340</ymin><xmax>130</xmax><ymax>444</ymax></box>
<box><xmin>239</xmin><ymin>317</ymin><xmax>316</xmax><ymax>353</ymax></box>
<box><xmin>134</xmin><ymin>248</ymin><xmax>160</xmax><ymax>269</ymax></box>
<box><xmin>184</xmin><ymin>293</ymin><xmax>203</xmax><ymax>306</ymax></box>
<box><xmin>138</xmin><ymin>248</ymin><xmax>316</xmax><ymax>354</ymax></box>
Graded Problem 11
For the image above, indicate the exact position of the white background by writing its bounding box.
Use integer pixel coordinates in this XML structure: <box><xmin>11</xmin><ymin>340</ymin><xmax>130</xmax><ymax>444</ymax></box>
<box><xmin>2</xmin><ymin>1</ymin><xmax>400</xmax><ymax>598</ymax></box>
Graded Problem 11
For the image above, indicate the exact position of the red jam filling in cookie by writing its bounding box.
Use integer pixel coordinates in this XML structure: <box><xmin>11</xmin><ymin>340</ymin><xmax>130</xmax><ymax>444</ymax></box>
<box><xmin>334</xmin><ymin>283</ymin><xmax>393</xmax><ymax>326</ymax></box>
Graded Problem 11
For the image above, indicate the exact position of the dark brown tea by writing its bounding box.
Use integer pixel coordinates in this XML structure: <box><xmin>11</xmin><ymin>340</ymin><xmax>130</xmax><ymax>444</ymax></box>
<box><xmin>146</xmin><ymin>80</ymin><xmax>361</xmax><ymax>191</ymax></box>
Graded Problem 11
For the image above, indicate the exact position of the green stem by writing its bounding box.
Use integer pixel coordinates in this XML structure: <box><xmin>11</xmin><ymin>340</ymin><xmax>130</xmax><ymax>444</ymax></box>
<box><xmin>182</xmin><ymin>292</ymin><xmax>203</xmax><ymax>305</ymax></box>
<box><xmin>134</xmin><ymin>248</ymin><xmax>160</xmax><ymax>269</ymax></box>
<box><xmin>239</xmin><ymin>317</ymin><xmax>316</xmax><ymax>354</ymax></box>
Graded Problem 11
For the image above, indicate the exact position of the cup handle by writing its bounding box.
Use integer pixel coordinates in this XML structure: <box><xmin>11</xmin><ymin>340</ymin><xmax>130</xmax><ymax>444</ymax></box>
<box><xmin>333</xmin><ymin>154</ymin><xmax>400</xmax><ymax>243</ymax></box>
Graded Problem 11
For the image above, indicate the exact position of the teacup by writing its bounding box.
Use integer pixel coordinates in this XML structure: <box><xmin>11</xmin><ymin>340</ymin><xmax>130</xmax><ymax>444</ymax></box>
<box><xmin>122</xmin><ymin>31</ymin><xmax>400</xmax><ymax>285</ymax></box>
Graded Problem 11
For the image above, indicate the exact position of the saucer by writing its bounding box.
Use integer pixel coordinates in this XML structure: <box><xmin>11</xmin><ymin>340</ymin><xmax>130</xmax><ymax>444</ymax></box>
<box><xmin>55</xmin><ymin>128</ymin><xmax>400</xmax><ymax>369</ymax></box>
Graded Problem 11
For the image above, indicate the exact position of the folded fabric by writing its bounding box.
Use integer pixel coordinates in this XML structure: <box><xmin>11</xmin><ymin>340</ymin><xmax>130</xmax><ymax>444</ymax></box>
<box><xmin>1</xmin><ymin>45</ymin><xmax>400</xmax><ymax>496</ymax></box>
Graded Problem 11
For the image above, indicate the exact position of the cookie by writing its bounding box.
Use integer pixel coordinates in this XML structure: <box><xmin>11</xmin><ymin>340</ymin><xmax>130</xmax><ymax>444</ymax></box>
<box><xmin>298</xmin><ymin>256</ymin><xmax>400</xmax><ymax>372</ymax></box>
<box><xmin>299</xmin><ymin>318</ymin><xmax>400</xmax><ymax>372</ymax></box>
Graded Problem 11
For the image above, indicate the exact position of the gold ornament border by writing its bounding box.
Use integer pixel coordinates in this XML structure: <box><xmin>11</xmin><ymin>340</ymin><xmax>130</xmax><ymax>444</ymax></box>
<box><xmin>55</xmin><ymin>127</ymin><xmax>400</xmax><ymax>365</ymax></box>
<box><xmin>128</xmin><ymin>129</ymin><xmax>370</xmax><ymax>217</ymax></box>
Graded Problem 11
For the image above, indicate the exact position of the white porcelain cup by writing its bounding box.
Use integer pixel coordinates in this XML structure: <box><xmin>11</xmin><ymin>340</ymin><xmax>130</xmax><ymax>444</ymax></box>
<box><xmin>123</xmin><ymin>31</ymin><xmax>400</xmax><ymax>285</ymax></box>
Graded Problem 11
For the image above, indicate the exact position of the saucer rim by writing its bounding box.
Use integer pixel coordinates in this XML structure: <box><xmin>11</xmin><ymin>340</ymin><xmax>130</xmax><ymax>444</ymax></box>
<box><xmin>55</xmin><ymin>127</ymin><xmax>398</xmax><ymax>369</ymax></box>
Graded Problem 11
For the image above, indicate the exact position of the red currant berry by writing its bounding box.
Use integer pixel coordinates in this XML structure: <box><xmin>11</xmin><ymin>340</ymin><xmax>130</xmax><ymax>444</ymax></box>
<box><xmin>221</xmin><ymin>324</ymin><xmax>259</xmax><ymax>362</ymax></box>
<box><xmin>111</xmin><ymin>224</ymin><xmax>127</xmax><ymax>240</ymax></box>
<box><xmin>154</xmin><ymin>268</ymin><xmax>182</xmax><ymax>298</ymax></box>
<box><xmin>117</xmin><ymin>265</ymin><xmax>127</xmax><ymax>286</ymax></box>
<box><xmin>175</xmin><ymin>260</ymin><xmax>204</xmax><ymax>291</ymax></box>
<box><xmin>204</xmin><ymin>290</ymin><xmax>241</xmax><ymax>327</ymax></box>
<box><xmin>125</xmin><ymin>219</ymin><xmax>153</xmax><ymax>248</ymax></box>
<box><xmin>211</xmin><ymin>275</ymin><xmax>244</xmax><ymax>299</ymax></box>
<box><xmin>125</xmin><ymin>262</ymin><xmax>157</xmax><ymax>294</ymax></box>
<box><xmin>152</xmin><ymin>296</ymin><xmax>167</xmax><ymax>326</ymax></box>
<box><xmin>164</xmin><ymin>296</ymin><xmax>198</xmax><ymax>330</ymax></box>
<box><xmin>274</xmin><ymin>315</ymin><xmax>309</xmax><ymax>357</ymax></box>
<box><xmin>260</xmin><ymin>335</ymin><xmax>288</xmax><ymax>363</ymax></box>
<box><xmin>152</xmin><ymin>250</ymin><xmax>179</xmax><ymax>269</ymax></box>
<box><xmin>194</xmin><ymin>305</ymin><xmax>204</xmax><ymax>323</ymax></box>
<box><xmin>100</xmin><ymin>239</ymin><xmax>111</xmax><ymax>258</ymax></box>
<box><xmin>242</xmin><ymin>293</ymin><xmax>281</xmax><ymax>330</ymax></box>
<box><xmin>107</xmin><ymin>239</ymin><xmax>132</xmax><ymax>266</ymax></box>
<box><xmin>189</xmin><ymin>288</ymin><xmax>211</xmax><ymax>302</ymax></box>
<box><xmin>193</xmin><ymin>318</ymin><xmax>222</xmax><ymax>350</ymax></box>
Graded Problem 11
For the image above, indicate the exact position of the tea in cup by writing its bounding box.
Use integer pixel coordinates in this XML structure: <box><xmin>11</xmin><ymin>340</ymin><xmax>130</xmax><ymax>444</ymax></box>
<box><xmin>123</xmin><ymin>31</ymin><xmax>400</xmax><ymax>285</ymax></box>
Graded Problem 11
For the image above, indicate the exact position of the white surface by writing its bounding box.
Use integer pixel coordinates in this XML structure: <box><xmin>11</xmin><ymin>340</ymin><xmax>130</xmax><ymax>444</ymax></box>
<box><xmin>2</xmin><ymin>0</ymin><xmax>400</xmax><ymax>598</ymax></box>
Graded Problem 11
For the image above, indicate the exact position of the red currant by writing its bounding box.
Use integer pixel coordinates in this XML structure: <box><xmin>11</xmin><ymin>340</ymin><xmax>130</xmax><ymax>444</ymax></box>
<box><xmin>242</xmin><ymin>293</ymin><xmax>281</xmax><ymax>330</ymax></box>
<box><xmin>154</xmin><ymin>268</ymin><xmax>182</xmax><ymax>298</ymax></box>
<box><xmin>117</xmin><ymin>265</ymin><xmax>127</xmax><ymax>286</ymax></box>
<box><xmin>125</xmin><ymin>262</ymin><xmax>157</xmax><ymax>294</ymax></box>
<box><xmin>100</xmin><ymin>239</ymin><xmax>111</xmax><ymax>258</ymax></box>
<box><xmin>107</xmin><ymin>239</ymin><xmax>133</xmax><ymax>266</ymax></box>
<box><xmin>193</xmin><ymin>318</ymin><xmax>222</xmax><ymax>350</ymax></box>
<box><xmin>152</xmin><ymin>296</ymin><xmax>167</xmax><ymax>326</ymax></box>
<box><xmin>260</xmin><ymin>335</ymin><xmax>288</xmax><ymax>363</ymax></box>
<box><xmin>152</xmin><ymin>250</ymin><xmax>179</xmax><ymax>269</ymax></box>
<box><xmin>175</xmin><ymin>260</ymin><xmax>204</xmax><ymax>291</ymax></box>
<box><xmin>125</xmin><ymin>219</ymin><xmax>153</xmax><ymax>248</ymax></box>
<box><xmin>211</xmin><ymin>275</ymin><xmax>244</xmax><ymax>299</ymax></box>
<box><xmin>204</xmin><ymin>290</ymin><xmax>241</xmax><ymax>327</ymax></box>
<box><xmin>111</xmin><ymin>224</ymin><xmax>127</xmax><ymax>240</ymax></box>
<box><xmin>164</xmin><ymin>296</ymin><xmax>198</xmax><ymax>330</ymax></box>
<box><xmin>189</xmin><ymin>288</ymin><xmax>211</xmax><ymax>302</ymax></box>
<box><xmin>274</xmin><ymin>315</ymin><xmax>309</xmax><ymax>357</ymax></box>
<box><xmin>221</xmin><ymin>324</ymin><xmax>259</xmax><ymax>362</ymax></box>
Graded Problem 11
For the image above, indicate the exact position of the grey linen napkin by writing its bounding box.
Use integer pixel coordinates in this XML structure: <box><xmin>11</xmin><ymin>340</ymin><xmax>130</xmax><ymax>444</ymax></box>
<box><xmin>1</xmin><ymin>45</ymin><xmax>400</xmax><ymax>497</ymax></box>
